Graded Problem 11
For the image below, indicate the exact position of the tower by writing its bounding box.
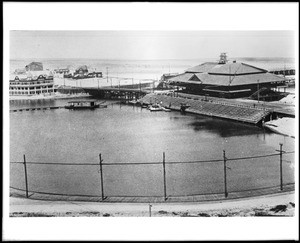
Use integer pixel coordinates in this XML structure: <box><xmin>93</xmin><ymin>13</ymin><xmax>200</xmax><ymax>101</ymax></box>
<box><xmin>218</xmin><ymin>53</ymin><xmax>228</xmax><ymax>64</ymax></box>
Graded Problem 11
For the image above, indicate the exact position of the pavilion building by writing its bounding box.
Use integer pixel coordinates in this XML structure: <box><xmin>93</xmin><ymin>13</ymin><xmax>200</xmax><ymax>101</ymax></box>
<box><xmin>167</xmin><ymin>53</ymin><xmax>286</xmax><ymax>99</ymax></box>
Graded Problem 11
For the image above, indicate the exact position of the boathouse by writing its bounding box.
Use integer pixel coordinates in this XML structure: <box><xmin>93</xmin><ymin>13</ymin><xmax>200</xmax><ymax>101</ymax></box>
<box><xmin>167</xmin><ymin>53</ymin><xmax>286</xmax><ymax>99</ymax></box>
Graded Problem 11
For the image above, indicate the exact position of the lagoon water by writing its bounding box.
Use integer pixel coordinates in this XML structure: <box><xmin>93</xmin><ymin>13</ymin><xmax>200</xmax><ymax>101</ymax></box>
<box><xmin>9</xmin><ymin>58</ymin><xmax>295</xmax><ymax>197</ymax></box>
<box><xmin>10</xmin><ymin>99</ymin><xmax>295</xmax><ymax>197</ymax></box>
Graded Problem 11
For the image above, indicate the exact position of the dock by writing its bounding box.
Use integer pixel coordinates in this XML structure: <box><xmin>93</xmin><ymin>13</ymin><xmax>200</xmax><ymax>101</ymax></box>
<box><xmin>138</xmin><ymin>93</ymin><xmax>295</xmax><ymax>125</ymax></box>
<box><xmin>83</xmin><ymin>82</ymin><xmax>155</xmax><ymax>100</ymax></box>
<box><xmin>10</xmin><ymin>106</ymin><xmax>65</xmax><ymax>112</ymax></box>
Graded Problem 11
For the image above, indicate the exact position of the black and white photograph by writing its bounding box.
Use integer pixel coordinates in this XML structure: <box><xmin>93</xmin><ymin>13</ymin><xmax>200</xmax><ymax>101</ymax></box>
<box><xmin>3</xmin><ymin>2</ymin><xmax>299</xmax><ymax>241</ymax></box>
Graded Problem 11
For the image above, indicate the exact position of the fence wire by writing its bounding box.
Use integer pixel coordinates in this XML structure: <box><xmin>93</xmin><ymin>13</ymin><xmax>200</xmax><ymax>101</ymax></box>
<box><xmin>10</xmin><ymin>151</ymin><xmax>295</xmax><ymax>166</ymax></box>
<box><xmin>10</xmin><ymin>150</ymin><xmax>295</xmax><ymax>201</ymax></box>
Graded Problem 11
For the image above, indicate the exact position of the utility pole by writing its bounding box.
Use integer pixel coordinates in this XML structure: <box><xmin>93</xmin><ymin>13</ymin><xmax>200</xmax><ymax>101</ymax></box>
<box><xmin>106</xmin><ymin>67</ymin><xmax>109</xmax><ymax>83</ymax></box>
<box><xmin>257</xmin><ymin>79</ymin><xmax>260</xmax><ymax>103</ymax></box>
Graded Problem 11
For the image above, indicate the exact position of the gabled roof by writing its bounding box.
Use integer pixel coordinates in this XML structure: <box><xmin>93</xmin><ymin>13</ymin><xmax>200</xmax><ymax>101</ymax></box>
<box><xmin>193</xmin><ymin>72</ymin><xmax>284</xmax><ymax>86</ymax></box>
<box><xmin>76</xmin><ymin>65</ymin><xmax>88</xmax><ymax>71</ymax></box>
<box><xmin>167</xmin><ymin>73</ymin><xmax>201</xmax><ymax>84</ymax></box>
<box><xmin>27</xmin><ymin>62</ymin><xmax>43</xmax><ymax>66</ymax></box>
<box><xmin>208</xmin><ymin>62</ymin><xmax>267</xmax><ymax>75</ymax></box>
<box><xmin>10</xmin><ymin>71</ymin><xmax>54</xmax><ymax>81</ymax></box>
<box><xmin>185</xmin><ymin>62</ymin><xmax>218</xmax><ymax>73</ymax></box>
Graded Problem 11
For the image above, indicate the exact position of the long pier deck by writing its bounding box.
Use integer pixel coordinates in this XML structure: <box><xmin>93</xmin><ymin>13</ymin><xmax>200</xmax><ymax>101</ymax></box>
<box><xmin>83</xmin><ymin>87</ymin><xmax>151</xmax><ymax>100</ymax></box>
<box><xmin>139</xmin><ymin>93</ymin><xmax>269</xmax><ymax>124</ymax></box>
<box><xmin>138</xmin><ymin>93</ymin><xmax>295</xmax><ymax>125</ymax></box>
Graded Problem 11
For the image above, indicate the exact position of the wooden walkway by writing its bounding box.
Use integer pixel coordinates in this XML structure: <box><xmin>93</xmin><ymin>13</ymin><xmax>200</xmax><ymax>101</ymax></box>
<box><xmin>139</xmin><ymin>93</ymin><xmax>270</xmax><ymax>124</ymax></box>
<box><xmin>10</xmin><ymin>184</ymin><xmax>294</xmax><ymax>203</ymax></box>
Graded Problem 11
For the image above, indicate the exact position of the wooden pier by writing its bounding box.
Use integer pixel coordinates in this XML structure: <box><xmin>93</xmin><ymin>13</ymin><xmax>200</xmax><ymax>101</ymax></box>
<box><xmin>139</xmin><ymin>93</ymin><xmax>270</xmax><ymax>124</ymax></box>
<box><xmin>138</xmin><ymin>93</ymin><xmax>295</xmax><ymax>125</ymax></box>
<box><xmin>83</xmin><ymin>82</ymin><xmax>154</xmax><ymax>100</ymax></box>
<box><xmin>10</xmin><ymin>106</ymin><xmax>65</xmax><ymax>112</ymax></box>
<box><xmin>83</xmin><ymin>87</ymin><xmax>151</xmax><ymax>100</ymax></box>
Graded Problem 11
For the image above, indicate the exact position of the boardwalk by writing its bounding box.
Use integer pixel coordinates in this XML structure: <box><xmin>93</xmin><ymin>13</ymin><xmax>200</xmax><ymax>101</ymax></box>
<box><xmin>138</xmin><ymin>93</ymin><xmax>295</xmax><ymax>124</ymax></box>
<box><xmin>139</xmin><ymin>93</ymin><xmax>269</xmax><ymax>124</ymax></box>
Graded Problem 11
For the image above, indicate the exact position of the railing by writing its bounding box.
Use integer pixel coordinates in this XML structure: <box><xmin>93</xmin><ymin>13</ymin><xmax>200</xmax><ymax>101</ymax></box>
<box><xmin>9</xmin><ymin>81</ymin><xmax>54</xmax><ymax>87</ymax></box>
<box><xmin>10</xmin><ymin>144</ymin><xmax>295</xmax><ymax>202</ymax></box>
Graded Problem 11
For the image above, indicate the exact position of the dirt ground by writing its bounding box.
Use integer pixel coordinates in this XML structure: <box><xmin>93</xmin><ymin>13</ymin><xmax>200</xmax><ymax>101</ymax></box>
<box><xmin>9</xmin><ymin>191</ymin><xmax>295</xmax><ymax>217</ymax></box>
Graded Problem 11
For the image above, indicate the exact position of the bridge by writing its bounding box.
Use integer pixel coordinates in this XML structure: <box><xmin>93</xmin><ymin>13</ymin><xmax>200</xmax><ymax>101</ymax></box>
<box><xmin>83</xmin><ymin>82</ymin><xmax>154</xmax><ymax>100</ymax></box>
<box><xmin>269</xmin><ymin>68</ymin><xmax>295</xmax><ymax>76</ymax></box>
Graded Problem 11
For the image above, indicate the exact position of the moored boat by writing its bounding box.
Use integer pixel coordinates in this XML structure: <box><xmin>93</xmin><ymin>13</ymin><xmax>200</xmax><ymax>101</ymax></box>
<box><xmin>180</xmin><ymin>103</ymin><xmax>190</xmax><ymax>112</ymax></box>
<box><xmin>162</xmin><ymin>106</ymin><xmax>171</xmax><ymax>112</ymax></box>
<box><xmin>141</xmin><ymin>103</ymin><xmax>149</xmax><ymax>108</ymax></box>
<box><xmin>149</xmin><ymin>103</ymin><xmax>163</xmax><ymax>111</ymax></box>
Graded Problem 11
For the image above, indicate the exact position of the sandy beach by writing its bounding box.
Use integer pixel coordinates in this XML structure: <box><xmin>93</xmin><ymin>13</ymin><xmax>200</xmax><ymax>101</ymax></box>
<box><xmin>9</xmin><ymin>191</ymin><xmax>295</xmax><ymax>217</ymax></box>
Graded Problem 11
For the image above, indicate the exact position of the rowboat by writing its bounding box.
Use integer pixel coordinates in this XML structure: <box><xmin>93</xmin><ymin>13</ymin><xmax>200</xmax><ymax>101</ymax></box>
<box><xmin>162</xmin><ymin>106</ymin><xmax>171</xmax><ymax>112</ymax></box>
<box><xmin>180</xmin><ymin>103</ymin><xmax>190</xmax><ymax>112</ymax></box>
<box><xmin>149</xmin><ymin>104</ymin><xmax>163</xmax><ymax>111</ymax></box>
<box><xmin>141</xmin><ymin>103</ymin><xmax>149</xmax><ymax>108</ymax></box>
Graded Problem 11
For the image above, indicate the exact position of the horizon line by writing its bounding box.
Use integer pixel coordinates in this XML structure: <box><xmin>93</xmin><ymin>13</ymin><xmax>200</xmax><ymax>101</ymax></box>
<box><xmin>10</xmin><ymin>56</ymin><xmax>296</xmax><ymax>61</ymax></box>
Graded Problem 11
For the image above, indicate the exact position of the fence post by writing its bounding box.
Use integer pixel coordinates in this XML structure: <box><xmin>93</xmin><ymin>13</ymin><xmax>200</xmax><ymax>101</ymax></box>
<box><xmin>275</xmin><ymin>143</ymin><xmax>285</xmax><ymax>191</ymax></box>
<box><xmin>223</xmin><ymin>150</ymin><xmax>228</xmax><ymax>198</ymax></box>
<box><xmin>99</xmin><ymin>153</ymin><xmax>105</xmax><ymax>200</ymax></box>
<box><xmin>23</xmin><ymin>154</ymin><xmax>29</xmax><ymax>198</ymax></box>
<box><xmin>279</xmin><ymin>143</ymin><xmax>283</xmax><ymax>191</ymax></box>
<box><xmin>162</xmin><ymin>152</ymin><xmax>167</xmax><ymax>201</ymax></box>
<box><xmin>149</xmin><ymin>204</ymin><xmax>152</xmax><ymax>217</ymax></box>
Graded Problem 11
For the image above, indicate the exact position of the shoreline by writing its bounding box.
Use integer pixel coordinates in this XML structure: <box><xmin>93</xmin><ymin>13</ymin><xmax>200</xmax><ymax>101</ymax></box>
<box><xmin>9</xmin><ymin>191</ymin><xmax>295</xmax><ymax>217</ymax></box>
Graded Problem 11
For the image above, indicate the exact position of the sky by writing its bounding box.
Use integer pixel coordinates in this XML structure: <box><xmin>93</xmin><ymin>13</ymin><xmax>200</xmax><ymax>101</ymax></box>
<box><xmin>10</xmin><ymin>31</ymin><xmax>295</xmax><ymax>60</ymax></box>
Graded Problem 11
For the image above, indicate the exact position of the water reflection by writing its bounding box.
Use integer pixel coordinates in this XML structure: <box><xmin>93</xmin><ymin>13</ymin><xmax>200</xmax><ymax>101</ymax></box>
<box><xmin>10</xmin><ymin>99</ymin><xmax>56</xmax><ymax>109</ymax></box>
<box><xmin>186</xmin><ymin>116</ymin><xmax>272</xmax><ymax>138</ymax></box>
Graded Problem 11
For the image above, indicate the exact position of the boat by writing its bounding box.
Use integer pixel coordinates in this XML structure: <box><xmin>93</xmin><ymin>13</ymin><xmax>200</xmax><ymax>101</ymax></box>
<box><xmin>65</xmin><ymin>100</ymin><xmax>104</xmax><ymax>109</ymax></box>
<box><xmin>180</xmin><ymin>103</ymin><xmax>190</xmax><ymax>112</ymax></box>
<box><xmin>162</xmin><ymin>106</ymin><xmax>171</xmax><ymax>112</ymax></box>
<box><xmin>128</xmin><ymin>100</ymin><xmax>138</xmax><ymax>105</ymax></box>
<box><xmin>141</xmin><ymin>103</ymin><xmax>149</xmax><ymax>108</ymax></box>
<box><xmin>149</xmin><ymin>103</ymin><xmax>163</xmax><ymax>111</ymax></box>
